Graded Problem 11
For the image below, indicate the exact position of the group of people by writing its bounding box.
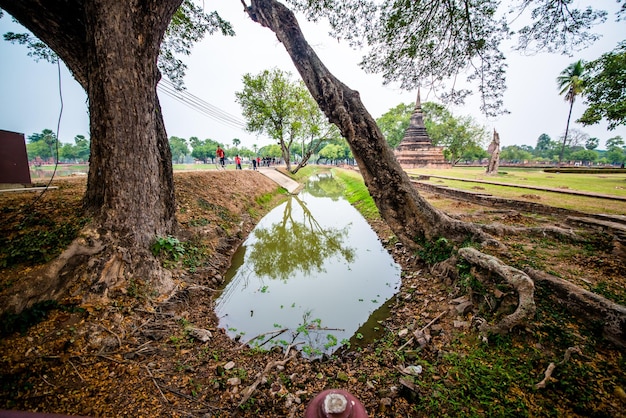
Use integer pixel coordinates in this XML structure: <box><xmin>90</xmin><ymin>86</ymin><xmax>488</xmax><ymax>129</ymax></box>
<box><xmin>215</xmin><ymin>146</ymin><xmax>262</xmax><ymax>171</ymax></box>
<box><xmin>215</xmin><ymin>146</ymin><xmax>276</xmax><ymax>170</ymax></box>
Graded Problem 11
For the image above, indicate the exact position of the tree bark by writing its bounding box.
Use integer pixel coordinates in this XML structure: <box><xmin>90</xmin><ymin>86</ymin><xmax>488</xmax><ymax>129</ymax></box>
<box><xmin>1</xmin><ymin>0</ymin><xmax>181</xmax><ymax>295</ymax></box>
<box><xmin>525</xmin><ymin>268</ymin><xmax>626</xmax><ymax>347</ymax></box>
<box><xmin>559</xmin><ymin>98</ymin><xmax>574</xmax><ymax>165</ymax></box>
<box><xmin>243</xmin><ymin>0</ymin><xmax>493</xmax><ymax>249</ymax></box>
<box><xmin>459</xmin><ymin>248</ymin><xmax>536</xmax><ymax>335</ymax></box>
<box><xmin>82</xmin><ymin>1</ymin><xmax>178</xmax><ymax>248</ymax></box>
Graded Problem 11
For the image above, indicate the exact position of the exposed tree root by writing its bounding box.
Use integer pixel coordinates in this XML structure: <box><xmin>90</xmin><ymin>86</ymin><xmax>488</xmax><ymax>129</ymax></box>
<box><xmin>535</xmin><ymin>346</ymin><xmax>582</xmax><ymax>389</ymax></box>
<box><xmin>0</xmin><ymin>230</ymin><xmax>104</xmax><ymax>314</ymax></box>
<box><xmin>480</xmin><ymin>223</ymin><xmax>581</xmax><ymax>242</ymax></box>
<box><xmin>0</xmin><ymin>227</ymin><xmax>177</xmax><ymax>316</ymax></box>
<box><xmin>458</xmin><ymin>248</ymin><xmax>536</xmax><ymax>336</ymax></box>
<box><xmin>525</xmin><ymin>268</ymin><xmax>626</xmax><ymax>347</ymax></box>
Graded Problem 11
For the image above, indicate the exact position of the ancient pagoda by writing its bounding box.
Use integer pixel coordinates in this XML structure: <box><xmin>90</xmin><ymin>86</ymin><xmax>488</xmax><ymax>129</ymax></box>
<box><xmin>394</xmin><ymin>90</ymin><xmax>451</xmax><ymax>169</ymax></box>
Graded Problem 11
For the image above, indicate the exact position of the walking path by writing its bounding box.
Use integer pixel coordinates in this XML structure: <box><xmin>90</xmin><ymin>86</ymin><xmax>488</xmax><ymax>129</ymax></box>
<box><xmin>257</xmin><ymin>167</ymin><xmax>302</xmax><ymax>194</ymax></box>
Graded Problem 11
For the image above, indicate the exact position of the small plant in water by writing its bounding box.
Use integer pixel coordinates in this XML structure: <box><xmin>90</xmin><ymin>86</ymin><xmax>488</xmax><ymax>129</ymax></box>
<box><xmin>325</xmin><ymin>334</ymin><xmax>338</xmax><ymax>349</ymax></box>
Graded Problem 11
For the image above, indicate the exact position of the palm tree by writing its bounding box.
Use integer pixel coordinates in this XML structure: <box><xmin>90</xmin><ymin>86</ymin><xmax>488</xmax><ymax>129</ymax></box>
<box><xmin>556</xmin><ymin>60</ymin><xmax>586</xmax><ymax>165</ymax></box>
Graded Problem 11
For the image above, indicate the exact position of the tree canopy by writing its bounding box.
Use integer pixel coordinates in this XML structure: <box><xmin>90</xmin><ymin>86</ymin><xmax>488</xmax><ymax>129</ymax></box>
<box><xmin>235</xmin><ymin>68</ymin><xmax>335</xmax><ymax>173</ymax></box>
<box><xmin>2</xmin><ymin>0</ymin><xmax>234</xmax><ymax>89</ymax></box>
<box><xmin>578</xmin><ymin>41</ymin><xmax>626</xmax><ymax>130</ymax></box>
<box><xmin>287</xmin><ymin>0</ymin><xmax>619</xmax><ymax>116</ymax></box>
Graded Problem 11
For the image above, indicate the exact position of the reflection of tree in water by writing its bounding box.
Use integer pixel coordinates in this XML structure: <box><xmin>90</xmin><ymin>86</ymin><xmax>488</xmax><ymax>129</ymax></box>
<box><xmin>248</xmin><ymin>194</ymin><xmax>355</xmax><ymax>281</ymax></box>
<box><xmin>304</xmin><ymin>173</ymin><xmax>343</xmax><ymax>200</ymax></box>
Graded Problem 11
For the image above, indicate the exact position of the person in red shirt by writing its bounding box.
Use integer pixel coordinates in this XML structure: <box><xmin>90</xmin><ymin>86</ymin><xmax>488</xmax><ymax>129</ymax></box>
<box><xmin>235</xmin><ymin>154</ymin><xmax>242</xmax><ymax>170</ymax></box>
<box><xmin>216</xmin><ymin>146</ymin><xmax>225</xmax><ymax>168</ymax></box>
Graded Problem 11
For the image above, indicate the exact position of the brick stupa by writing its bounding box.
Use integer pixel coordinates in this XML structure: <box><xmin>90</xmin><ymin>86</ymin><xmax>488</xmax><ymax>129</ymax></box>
<box><xmin>394</xmin><ymin>90</ymin><xmax>451</xmax><ymax>169</ymax></box>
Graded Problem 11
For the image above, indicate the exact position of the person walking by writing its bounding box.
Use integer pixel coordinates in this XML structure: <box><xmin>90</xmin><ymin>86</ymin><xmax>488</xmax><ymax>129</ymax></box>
<box><xmin>235</xmin><ymin>154</ymin><xmax>242</xmax><ymax>170</ymax></box>
<box><xmin>216</xmin><ymin>146</ymin><xmax>225</xmax><ymax>168</ymax></box>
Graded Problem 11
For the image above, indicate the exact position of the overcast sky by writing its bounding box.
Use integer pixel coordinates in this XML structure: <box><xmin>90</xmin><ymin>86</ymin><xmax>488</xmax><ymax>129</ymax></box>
<box><xmin>0</xmin><ymin>1</ymin><xmax>624</xmax><ymax>151</ymax></box>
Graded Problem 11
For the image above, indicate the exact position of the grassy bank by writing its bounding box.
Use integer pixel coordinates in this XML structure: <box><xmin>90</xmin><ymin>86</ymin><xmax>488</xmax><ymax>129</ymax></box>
<box><xmin>406</xmin><ymin>166</ymin><xmax>626</xmax><ymax>196</ymax></box>
<box><xmin>405</xmin><ymin>167</ymin><xmax>625</xmax><ymax>215</ymax></box>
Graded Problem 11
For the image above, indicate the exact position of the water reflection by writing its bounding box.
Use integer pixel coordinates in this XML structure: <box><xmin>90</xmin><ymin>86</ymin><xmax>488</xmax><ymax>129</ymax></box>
<box><xmin>247</xmin><ymin>194</ymin><xmax>355</xmax><ymax>281</ymax></box>
<box><xmin>214</xmin><ymin>173</ymin><xmax>401</xmax><ymax>357</ymax></box>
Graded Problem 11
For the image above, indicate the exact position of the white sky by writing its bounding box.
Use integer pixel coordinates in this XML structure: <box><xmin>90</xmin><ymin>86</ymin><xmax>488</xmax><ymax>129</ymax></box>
<box><xmin>0</xmin><ymin>1</ymin><xmax>624</xmax><ymax>151</ymax></box>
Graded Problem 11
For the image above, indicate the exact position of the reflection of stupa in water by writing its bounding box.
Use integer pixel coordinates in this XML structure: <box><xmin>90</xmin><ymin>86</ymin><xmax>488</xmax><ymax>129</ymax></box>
<box><xmin>394</xmin><ymin>90</ymin><xmax>451</xmax><ymax>169</ymax></box>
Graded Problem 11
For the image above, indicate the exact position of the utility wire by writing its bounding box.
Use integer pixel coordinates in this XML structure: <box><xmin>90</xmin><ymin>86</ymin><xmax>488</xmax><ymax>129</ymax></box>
<box><xmin>157</xmin><ymin>79</ymin><xmax>247</xmax><ymax>131</ymax></box>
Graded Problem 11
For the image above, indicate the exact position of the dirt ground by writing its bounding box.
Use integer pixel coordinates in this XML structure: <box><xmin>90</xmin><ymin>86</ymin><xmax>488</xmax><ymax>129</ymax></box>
<box><xmin>0</xmin><ymin>169</ymin><xmax>625</xmax><ymax>417</ymax></box>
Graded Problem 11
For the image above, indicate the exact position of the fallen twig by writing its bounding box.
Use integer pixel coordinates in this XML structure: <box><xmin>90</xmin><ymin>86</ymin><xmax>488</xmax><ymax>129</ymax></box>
<box><xmin>236</xmin><ymin>328</ymin><xmax>289</xmax><ymax>350</ymax></box>
<box><xmin>535</xmin><ymin>346</ymin><xmax>582</xmax><ymax>389</ymax></box>
<box><xmin>99</xmin><ymin>323</ymin><xmax>122</xmax><ymax>348</ymax></box>
<box><xmin>67</xmin><ymin>358</ymin><xmax>85</xmax><ymax>382</ymax></box>
<box><xmin>420</xmin><ymin>310</ymin><xmax>447</xmax><ymax>333</ymax></box>
<box><xmin>144</xmin><ymin>365</ymin><xmax>169</xmax><ymax>404</ymax></box>
<box><xmin>284</xmin><ymin>341</ymin><xmax>304</xmax><ymax>359</ymax></box>
<box><xmin>398</xmin><ymin>310</ymin><xmax>447</xmax><ymax>351</ymax></box>
<box><xmin>238</xmin><ymin>353</ymin><xmax>296</xmax><ymax>407</ymax></box>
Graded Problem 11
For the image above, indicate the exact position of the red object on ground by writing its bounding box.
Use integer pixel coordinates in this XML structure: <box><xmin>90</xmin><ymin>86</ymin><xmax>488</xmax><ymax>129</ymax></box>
<box><xmin>304</xmin><ymin>389</ymin><xmax>368</xmax><ymax>417</ymax></box>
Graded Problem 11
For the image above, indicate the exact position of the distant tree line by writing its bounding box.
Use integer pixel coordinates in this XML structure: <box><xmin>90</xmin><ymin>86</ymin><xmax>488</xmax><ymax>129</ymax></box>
<box><xmin>24</xmin><ymin>127</ymin><xmax>354</xmax><ymax>167</ymax></box>
<box><xmin>499</xmin><ymin>132</ymin><xmax>625</xmax><ymax>166</ymax></box>
<box><xmin>25</xmin><ymin>129</ymin><xmax>90</xmax><ymax>164</ymax></box>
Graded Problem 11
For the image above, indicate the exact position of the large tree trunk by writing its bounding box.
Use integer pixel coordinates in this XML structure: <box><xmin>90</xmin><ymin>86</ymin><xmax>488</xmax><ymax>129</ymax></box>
<box><xmin>82</xmin><ymin>1</ymin><xmax>178</xmax><ymax>247</ymax></box>
<box><xmin>0</xmin><ymin>0</ymin><xmax>182</xmax><ymax>304</ymax></box>
<box><xmin>243</xmin><ymin>0</ymin><xmax>492</xmax><ymax>249</ymax></box>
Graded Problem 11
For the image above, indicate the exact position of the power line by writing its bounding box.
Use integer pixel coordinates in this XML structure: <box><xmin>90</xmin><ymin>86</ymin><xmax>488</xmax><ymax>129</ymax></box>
<box><xmin>157</xmin><ymin>79</ymin><xmax>247</xmax><ymax>131</ymax></box>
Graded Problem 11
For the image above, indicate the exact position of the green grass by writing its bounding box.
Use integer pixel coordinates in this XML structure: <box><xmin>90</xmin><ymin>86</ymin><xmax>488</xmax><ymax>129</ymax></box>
<box><xmin>407</xmin><ymin>167</ymin><xmax>626</xmax><ymax>197</ymax></box>
<box><xmin>406</xmin><ymin>167</ymin><xmax>626</xmax><ymax>215</ymax></box>
<box><xmin>333</xmin><ymin>169</ymin><xmax>380</xmax><ymax>220</ymax></box>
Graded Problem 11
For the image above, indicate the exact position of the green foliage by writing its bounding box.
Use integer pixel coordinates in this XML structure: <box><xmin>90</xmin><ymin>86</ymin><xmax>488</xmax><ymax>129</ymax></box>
<box><xmin>376</xmin><ymin>101</ymin><xmax>487</xmax><ymax>163</ymax></box>
<box><xmin>376</xmin><ymin>102</ymin><xmax>412</xmax><ymax>148</ymax></box>
<box><xmin>578</xmin><ymin>41</ymin><xmax>626</xmax><ymax>130</ymax></box>
<box><xmin>500</xmin><ymin>145</ymin><xmax>534</xmax><ymax>163</ymax></box>
<box><xmin>414</xmin><ymin>236</ymin><xmax>454</xmax><ymax>265</ymax></box>
<box><xmin>188</xmin><ymin>137</ymin><xmax>221</xmax><ymax>163</ymax></box>
<box><xmin>235</xmin><ymin>68</ymin><xmax>335</xmax><ymax>170</ymax></box>
<box><xmin>3</xmin><ymin>31</ymin><xmax>58</xmax><ymax>62</ymax></box>
<box><xmin>25</xmin><ymin>129</ymin><xmax>59</xmax><ymax>161</ymax></box>
<box><xmin>333</xmin><ymin>170</ymin><xmax>380</xmax><ymax>220</ymax></box>
<box><xmin>557</xmin><ymin>60</ymin><xmax>587</xmax><ymax>162</ymax></box>
<box><xmin>169</xmin><ymin>136</ymin><xmax>190</xmax><ymax>163</ymax></box>
<box><xmin>254</xmin><ymin>192</ymin><xmax>275</xmax><ymax>208</ymax></box>
<box><xmin>160</xmin><ymin>0</ymin><xmax>234</xmax><ymax>87</ymax></box>
<box><xmin>180</xmin><ymin>241</ymin><xmax>208</xmax><ymax>272</ymax></box>
<box><xmin>422</xmin><ymin>102</ymin><xmax>488</xmax><ymax>165</ymax></box>
<box><xmin>292</xmin><ymin>1</ymin><xmax>613</xmax><ymax>119</ymax></box>
<box><xmin>151</xmin><ymin>235</ymin><xmax>185</xmax><ymax>261</ymax></box>
<box><xmin>591</xmin><ymin>281</ymin><xmax>626</xmax><ymax>305</ymax></box>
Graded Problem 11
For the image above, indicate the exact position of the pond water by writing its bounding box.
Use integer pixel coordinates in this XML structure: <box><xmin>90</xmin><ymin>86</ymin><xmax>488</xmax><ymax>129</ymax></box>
<box><xmin>214</xmin><ymin>173</ymin><xmax>401</xmax><ymax>357</ymax></box>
